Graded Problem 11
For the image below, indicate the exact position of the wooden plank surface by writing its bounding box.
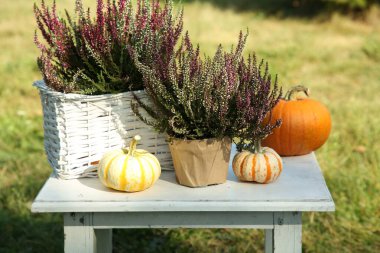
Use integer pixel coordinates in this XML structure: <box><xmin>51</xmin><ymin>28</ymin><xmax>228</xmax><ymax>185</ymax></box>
<box><xmin>32</xmin><ymin>146</ymin><xmax>335</xmax><ymax>213</ymax></box>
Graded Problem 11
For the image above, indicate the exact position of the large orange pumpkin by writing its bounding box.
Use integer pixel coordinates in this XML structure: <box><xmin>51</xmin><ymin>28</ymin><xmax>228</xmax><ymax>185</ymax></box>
<box><xmin>262</xmin><ymin>85</ymin><xmax>331</xmax><ymax>156</ymax></box>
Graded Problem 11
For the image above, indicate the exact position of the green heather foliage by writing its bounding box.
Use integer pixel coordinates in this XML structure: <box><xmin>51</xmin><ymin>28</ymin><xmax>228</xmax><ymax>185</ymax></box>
<box><xmin>234</xmin><ymin>55</ymin><xmax>282</xmax><ymax>152</ymax></box>
<box><xmin>132</xmin><ymin>32</ymin><xmax>244</xmax><ymax>140</ymax></box>
<box><xmin>34</xmin><ymin>0</ymin><xmax>183</xmax><ymax>94</ymax></box>
<box><xmin>132</xmin><ymin>31</ymin><xmax>281</xmax><ymax>143</ymax></box>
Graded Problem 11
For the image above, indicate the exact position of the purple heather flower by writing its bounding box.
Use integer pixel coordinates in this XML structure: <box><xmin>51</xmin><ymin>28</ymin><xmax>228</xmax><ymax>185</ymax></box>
<box><xmin>35</xmin><ymin>0</ymin><xmax>183</xmax><ymax>94</ymax></box>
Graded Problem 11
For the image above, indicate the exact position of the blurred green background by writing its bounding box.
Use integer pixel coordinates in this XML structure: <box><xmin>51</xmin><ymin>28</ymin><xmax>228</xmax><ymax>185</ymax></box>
<box><xmin>1</xmin><ymin>0</ymin><xmax>380</xmax><ymax>252</ymax></box>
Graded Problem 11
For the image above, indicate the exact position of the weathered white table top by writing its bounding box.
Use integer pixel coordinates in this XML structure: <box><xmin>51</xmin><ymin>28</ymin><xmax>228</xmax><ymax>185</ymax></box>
<box><xmin>32</xmin><ymin>146</ymin><xmax>335</xmax><ymax>213</ymax></box>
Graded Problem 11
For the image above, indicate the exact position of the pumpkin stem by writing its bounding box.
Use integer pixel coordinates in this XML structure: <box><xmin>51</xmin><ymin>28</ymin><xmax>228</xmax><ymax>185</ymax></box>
<box><xmin>254</xmin><ymin>140</ymin><xmax>262</xmax><ymax>153</ymax></box>
<box><xmin>285</xmin><ymin>85</ymin><xmax>310</xmax><ymax>101</ymax></box>
<box><xmin>127</xmin><ymin>135</ymin><xmax>141</xmax><ymax>156</ymax></box>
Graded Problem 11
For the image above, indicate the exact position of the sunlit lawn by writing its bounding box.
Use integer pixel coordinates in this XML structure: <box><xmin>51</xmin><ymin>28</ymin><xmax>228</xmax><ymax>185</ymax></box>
<box><xmin>0</xmin><ymin>0</ymin><xmax>379</xmax><ymax>252</ymax></box>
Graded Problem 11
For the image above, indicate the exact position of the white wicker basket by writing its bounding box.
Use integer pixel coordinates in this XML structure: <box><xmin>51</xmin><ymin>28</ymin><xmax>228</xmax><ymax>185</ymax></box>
<box><xmin>34</xmin><ymin>80</ymin><xmax>173</xmax><ymax>179</ymax></box>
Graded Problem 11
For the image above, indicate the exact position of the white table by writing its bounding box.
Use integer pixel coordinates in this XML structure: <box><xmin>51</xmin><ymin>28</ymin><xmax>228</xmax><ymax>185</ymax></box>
<box><xmin>31</xmin><ymin>147</ymin><xmax>335</xmax><ymax>253</ymax></box>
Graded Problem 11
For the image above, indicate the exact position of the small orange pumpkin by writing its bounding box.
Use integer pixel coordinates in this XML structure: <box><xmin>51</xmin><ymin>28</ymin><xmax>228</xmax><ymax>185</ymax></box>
<box><xmin>262</xmin><ymin>85</ymin><xmax>331</xmax><ymax>156</ymax></box>
<box><xmin>232</xmin><ymin>144</ymin><xmax>283</xmax><ymax>184</ymax></box>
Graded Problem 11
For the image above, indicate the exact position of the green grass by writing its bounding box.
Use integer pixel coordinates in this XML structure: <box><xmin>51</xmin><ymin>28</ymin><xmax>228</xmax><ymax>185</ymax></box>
<box><xmin>1</xmin><ymin>0</ymin><xmax>380</xmax><ymax>252</ymax></box>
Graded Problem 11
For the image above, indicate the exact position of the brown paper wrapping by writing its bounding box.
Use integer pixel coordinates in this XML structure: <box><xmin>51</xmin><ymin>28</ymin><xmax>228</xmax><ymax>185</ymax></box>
<box><xmin>169</xmin><ymin>137</ymin><xmax>232</xmax><ymax>187</ymax></box>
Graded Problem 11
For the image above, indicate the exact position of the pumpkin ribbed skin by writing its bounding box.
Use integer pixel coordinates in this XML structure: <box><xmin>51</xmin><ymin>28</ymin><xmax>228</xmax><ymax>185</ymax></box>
<box><xmin>262</xmin><ymin>98</ymin><xmax>331</xmax><ymax>156</ymax></box>
<box><xmin>232</xmin><ymin>148</ymin><xmax>283</xmax><ymax>184</ymax></box>
<box><xmin>98</xmin><ymin>138</ymin><xmax>161</xmax><ymax>192</ymax></box>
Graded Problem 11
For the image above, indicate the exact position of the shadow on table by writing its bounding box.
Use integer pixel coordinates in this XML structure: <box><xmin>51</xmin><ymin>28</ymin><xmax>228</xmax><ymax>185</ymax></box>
<box><xmin>76</xmin><ymin>171</ymin><xmax>181</xmax><ymax>192</ymax></box>
<box><xmin>77</xmin><ymin>177</ymin><xmax>116</xmax><ymax>193</ymax></box>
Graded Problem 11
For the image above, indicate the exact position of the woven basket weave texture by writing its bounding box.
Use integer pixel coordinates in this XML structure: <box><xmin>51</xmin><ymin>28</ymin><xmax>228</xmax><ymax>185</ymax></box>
<box><xmin>34</xmin><ymin>80</ymin><xmax>173</xmax><ymax>179</ymax></box>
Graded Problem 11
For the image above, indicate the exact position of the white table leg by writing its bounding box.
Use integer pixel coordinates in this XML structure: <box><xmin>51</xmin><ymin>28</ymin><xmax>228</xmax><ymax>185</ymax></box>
<box><xmin>95</xmin><ymin>229</ymin><xmax>112</xmax><ymax>253</ymax></box>
<box><xmin>64</xmin><ymin>213</ymin><xmax>96</xmax><ymax>253</ymax></box>
<box><xmin>265</xmin><ymin>229</ymin><xmax>274</xmax><ymax>253</ymax></box>
<box><xmin>265</xmin><ymin>212</ymin><xmax>302</xmax><ymax>253</ymax></box>
<box><xmin>64</xmin><ymin>213</ymin><xmax>112</xmax><ymax>253</ymax></box>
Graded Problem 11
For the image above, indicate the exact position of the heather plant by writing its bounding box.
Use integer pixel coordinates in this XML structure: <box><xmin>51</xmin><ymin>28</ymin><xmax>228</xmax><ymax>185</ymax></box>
<box><xmin>234</xmin><ymin>55</ymin><xmax>282</xmax><ymax>153</ymax></box>
<box><xmin>131</xmin><ymin>32</ymin><xmax>247</xmax><ymax>140</ymax></box>
<box><xmin>34</xmin><ymin>0</ymin><xmax>183</xmax><ymax>94</ymax></box>
<box><xmin>132</xmin><ymin>30</ymin><xmax>282</xmax><ymax>144</ymax></box>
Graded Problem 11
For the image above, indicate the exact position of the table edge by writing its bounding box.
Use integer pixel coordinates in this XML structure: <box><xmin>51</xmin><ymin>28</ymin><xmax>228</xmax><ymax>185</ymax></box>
<box><xmin>31</xmin><ymin>200</ymin><xmax>335</xmax><ymax>213</ymax></box>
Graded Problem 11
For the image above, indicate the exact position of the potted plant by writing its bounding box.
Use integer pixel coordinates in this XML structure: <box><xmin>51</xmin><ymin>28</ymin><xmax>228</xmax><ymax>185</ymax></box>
<box><xmin>131</xmin><ymin>32</ymin><xmax>248</xmax><ymax>187</ymax></box>
<box><xmin>232</xmin><ymin>55</ymin><xmax>284</xmax><ymax>184</ymax></box>
<box><xmin>33</xmin><ymin>0</ymin><xmax>183</xmax><ymax>179</ymax></box>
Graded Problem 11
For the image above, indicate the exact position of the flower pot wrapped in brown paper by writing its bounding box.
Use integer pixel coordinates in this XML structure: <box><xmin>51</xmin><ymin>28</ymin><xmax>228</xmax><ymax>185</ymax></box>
<box><xmin>169</xmin><ymin>138</ymin><xmax>232</xmax><ymax>187</ymax></box>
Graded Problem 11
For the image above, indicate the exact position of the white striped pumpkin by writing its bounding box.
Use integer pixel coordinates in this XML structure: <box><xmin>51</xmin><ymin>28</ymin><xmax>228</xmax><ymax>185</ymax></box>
<box><xmin>232</xmin><ymin>147</ymin><xmax>283</xmax><ymax>184</ymax></box>
<box><xmin>98</xmin><ymin>135</ymin><xmax>161</xmax><ymax>192</ymax></box>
